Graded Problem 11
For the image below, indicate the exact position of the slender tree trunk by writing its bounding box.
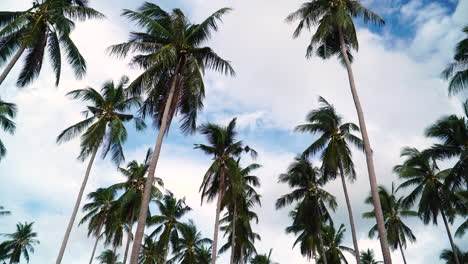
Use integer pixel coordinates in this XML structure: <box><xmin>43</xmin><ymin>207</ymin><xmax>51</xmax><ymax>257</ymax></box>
<box><xmin>129</xmin><ymin>58</ymin><xmax>185</xmax><ymax>264</ymax></box>
<box><xmin>123</xmin><ymin>209</ymin><xmax>134</xmax><ymax>264</ymax></box>
<box><xmin>318</xmin><ymin>234</ymin><xmax>328</xmax><ymax>264</ymax></box>
<box><xmin>441</xmin><ymin>210</ymin><xmax>460</xmax><ymax>264</ymax></box>
<box><xmin>0</xmin><ymin>45</ymin><xmax>25</xmax><ymax>86</ymax></box>
<box><xmin>337</xmin><ymin>27</ymin><xmax>392</xmax><ymax>264</ymax></box>
<box><xmin>89</xmin><ymin>217</ymin><xmax>106</xmax><ymax>264</ymax></box>
<box><xmin>338</xmin><ymin>165</ymin><xmax>361</xmax><ymax>264</ymax></box>
<box><xmin>230</xmin><ymin>203</ymin><xmax>237</xmax><ymax>264</ymax></box>
<box><xmin>56</xmin><ymin>147</ymin><xmax>99</xmax><ymax>264</ymax></box>
<box><xmin>397</xmin><ymin>240</ymin><xmax>407</xmax><ymax>264</ymax></box>
<box><xmin>211</xmin><ymin>167</ymin><xmax>226</xmax><ymax>264</ymax></box>
<box><xmin>240</xmin><ymin>250</ymin><xmax>244</xmax><ymax>264</ymax></box>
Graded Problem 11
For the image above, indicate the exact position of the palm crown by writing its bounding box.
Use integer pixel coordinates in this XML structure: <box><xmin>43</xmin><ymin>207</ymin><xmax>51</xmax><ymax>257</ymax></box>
<box><xmin>0</xmin><ymin>222</ymin><xmax>39</xmax><ymax>264</ymax></box>
<box><xmin>0</xmin><ymin>0</ymin><xmax>104</xmax><ymax>86</ymax></box>
<box><xmin>0</xmin><ymin>98</ymin><xmax>16</xmax><ymax>160</ymax></box>
<box><xmin>442</xmin><ymin>25</ymin><xmax>468</xmax><ymax>95</ymax></box>
<box><xmin>168</xmin><ymin>220</ymin><xmax>212</xmax><ymax>264</ymax></box>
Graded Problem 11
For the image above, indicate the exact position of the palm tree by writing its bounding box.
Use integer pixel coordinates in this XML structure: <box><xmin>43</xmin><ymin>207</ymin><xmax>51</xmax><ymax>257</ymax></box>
<box><xmin>0</xmin><ymin>99</ymin><xmax>16</xmax><ymax>161</ymax></box>
<box><xmin>219</xmin><ymin>163</ymin><xmax>262</xmax><ymax>264</ymax></box>
<box><xmin>168</xmin><ymin>220</ymin><xmax>212</xmax><ymax>264</ymax></box>
<box><xmin>317</xmin><ymin>223</ymin><xmax>354</xmax><ymax>264</ymax></box>
<box><xmin>440</xmin><ymin>245</ymin><xmax>468</xmax><ymax>264</ymax></box>
<box><xmin>0</xmin><ymin>0</ymin><xmax>104</xmax><ymax>86</ymax></box>
<box><xmin>286</xmin><ymin>2</ymin><xmax>391</xmax><ymax>262</ymax></box>
<box><xmin>425</xmin><ymin>100</ymin><xmax>468</xmax><ymax>189</ymax></box>
<box><xmin>453</xmin><ymin>190</ymin><xmax>468</xmax><ymax>237</ymax></box>
<box><xmin>249</xmin><ymin>249</ymin><xmax>278</xmax><ymax>264</ymax></box>
<box><xmin>276</xmin><ymin>156</ymin><xmax>337</xmax><ymax>263</ymax></box>
<box><xmin>394</xmin><ymin>147</ymin><xmax>460</xmax><ymax>264</ymax></box>
<box><xmin>56</xmin><ymin>76</ymin><xmax>144</xmax><ymax>264</ymax></box>
<box><xmin>80</xmin><ymin>187</ymin><xmax>117</xmax><ymax>264</ymax></box>
<box><xmin>0</xmin><ymin>206</ymin><xmax>11</xmax><ymax>216</ymax></box>
<box><xmin>295</xmin><ymin>96</ymin><xmax>363</xmax><ymax>263</ymax></box>
<box><xmin>111</xmin><ymin>148</ymin><xmax>163</xmax><ymax>264</ymax></box>
<box><xmin>360</xmin><ymin>249</ymin><xmax>382</xmax><ymax>264</ymax></box>
<box><xmin>108</xmin><ymin>4</ymin><xmax>234</xmax><ymax>262</ymax></box>
<box><xmin>0</xmin><ymin>222</ymin><xmax>39</xmax><ymax>264</ymax></box>
<box><xmin>102</xmin><ymin>210</ymin><xmax>126</xmax><ymax>256</ymax></box>
<box><xmin>196</xmin><ymin>246</ymin><xmax>212</xmax><ymax>264</ymax></box>
<box><xmin>138</xmin><ymin>236</ymin><xmax>161</xmax><ymax>264</ymax></box>
<box><xmin>97</xmin><ymin>249</ymin><xmax>121</xmax><ymax>264</ymax></box>
<box><xmin>442</xmin><ymin>25</ymin><xmax>467</xmax><ymax>95</ymax></box>
<box><xmin>195</xmin><ymin>118</ymin><xmax>256</xmax><ymax>263</ymax></box>
<box><xmin>363</xmin><ymin>184</ymin><xmax>417</xmax><ymax>264</ymax></box>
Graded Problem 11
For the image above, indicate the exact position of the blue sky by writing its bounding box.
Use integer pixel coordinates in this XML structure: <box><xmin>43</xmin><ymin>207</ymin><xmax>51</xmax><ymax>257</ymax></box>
<box><xmin>0</xmin><ymin>0</ymin><xmax>467</xmax><ymax>263</ymax></box>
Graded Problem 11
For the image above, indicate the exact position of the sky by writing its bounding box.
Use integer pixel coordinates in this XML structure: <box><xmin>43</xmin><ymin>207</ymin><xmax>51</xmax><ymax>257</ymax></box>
<box><xmin>0</xmin><ymin>0</ymin><xmax>467</xmax><ymax>263</ymax></box>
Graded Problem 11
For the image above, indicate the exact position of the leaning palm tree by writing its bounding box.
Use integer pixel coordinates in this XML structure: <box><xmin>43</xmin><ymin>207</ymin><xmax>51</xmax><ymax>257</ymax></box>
<box><xmin>363</xmin><ymin>184</ymin><xmax>417</xmax><ymax>264</ymax></box>
<box><xmin>110</xmin><ymin>148</ymin><xmax>163</xmax><ymax>264</ymax></box>
<box><xmin>0</xmin><ymin>99</ymin><xmax>16</xmax><ymax>161</ymax></box>
<box><xmin>249</xmin><ymin>249</ymin><xmax>278</xmax><ymax>264</ymax></box>
<box><xmin>97</xmin><ymin>249</ymin><xmax>121</xmax><ymax>264</ymax></box>
<box><xmin>0</xmin><ymin>206</ymin><xmax>11</xmax><ymax>216</ymax></box>
<box><xmin>317</xmin><ymin>223</ymin><xmax>354</xmax><ymax>264</ymax></box>
<box><xmin>295</xmin><ymin>96</ymin><xmax>363</xmax><ymax>263</ymax></box>
<box><xmin>108</xmin><ymin>4</ymin><xmax>234</xmax><ymax>262</ymax></box>
<box><xmin>286</xmin><ymin>2</ymin><xmax>391</xmax><ymax>262</ymax></box>
<box><xmin>80</xmin><ymin>187</ymin><xmax>117</xmax><ymax>264</ymax></box>
<box><xmin>276</xmin><ymin>156</ymin><xmax>337</xmax><ymax>263</ymax></box>
<box><xmin>361</xmin><ymin>249</ymin><xmax>382</xmax><ymax>264</ymax></box>
<box><xmin>442</xmin><ymin>25</ymin><xmax>467</xmax><ymax>95</ymax></box>
<box><xmin>168</xmin><ymin>220</ymin><xmax>212</xmax><ymax>264</ymax></box>
<box><xmin>195</xmin><ymin>118</ymin><xmax>256</xmax><ymax>263</ymax></box>
<box><xmin>56</xmin><ymin>76</ymin><xmax>144</xmax><ymax>264</ymax></box>
<box><xmin>440</xmin><ymin>245</ymin><xmax>468</xmax><ymax>264</ymax></box>
<box><xmin>394</xmin><ymin>147</ymin><xmax>460</xmax><ymax>264</ymax></box>
<box><xmin>0</xmin><ymin>222</ymin><xmax>39</xmax><ymax>264</ymax></box>
<box><xmin>0</xmin><ymin>0</ymin><xmax>104</xmax><ymax>86</ymax></box>
<box><xmin>147</xmin><ymin>192</ymin><xmax>191</xmax><ymax>263</ymax></box>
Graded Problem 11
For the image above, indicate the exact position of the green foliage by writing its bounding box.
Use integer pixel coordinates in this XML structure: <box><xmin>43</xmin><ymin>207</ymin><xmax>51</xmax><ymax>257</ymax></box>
<box><xmin>250</xmin><ymin>249</ymin><xmax>278</xmax><ymax>264</ymax></box>
<box><xmin>360</xmin><ymin>249</ymin><xmax>382</xmax><ymax>264</ymax></box>
<box><xmin>167</xmin><ymin>220</ymin><xmax>212</xmax><ymax>264</ymax></box>
<box><xmin>442</xmin><ymin>25</ymin><xmax>468</xmax><ymax>95</ymax></box>
<box><xmin>97</xmin><ymin>249</ymin><xmax>121</xmax><ymax>264</ymax></box>
<box><xmin>79</xmin><ymin>187</ymin><xmax>117</xmax><ymax>238</ymax></box>
<box><xmin>0</xmin><ymin>222</ymin><xmax>39</xmax><ymax>264</ymax></box>
<box><xmin>0</xmin><ymin>98</ymin><xmax>16</xmax><ymax>160</ymax></box>
<box><xmin>440</xmin><ymin>245</ymin><xmax>468</xmax><ymax>264</ymax></box>
<box><xmin>317</xmin><ymin>223</ymin><xmax>354</xmax><ymax>264</ymax></box>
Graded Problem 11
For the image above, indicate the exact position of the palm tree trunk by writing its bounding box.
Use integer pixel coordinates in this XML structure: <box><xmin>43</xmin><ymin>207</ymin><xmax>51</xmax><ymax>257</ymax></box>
<box><xmin>123</xmin><ymin>209</ymin><xmax>134</xmax><ymax>264</ymax></box>
<box><xmin>337</xmin><ymin>27</ymin><xmax>392</xmax><ymax>264</ymax></box>
<box><xmin>441</xmin><ymin>210</ymin><xmax>460</xmax><ymax>264</ymax></box>
<box><xmin>230</xmin><ymin>203</ymin><xmax>237</xmax><ymax>264</ymax></box>
<box><xmin>89</xmin><ymin>217</ymin><xmax>106</xmax><ymax>264</ymax></box>
<box><xmin>128</xmin><ymin>58</ymin><xmax>185</xmax><ymax>264</ymax></box>
<box><xmin>56</xmin><ymin>147</ymin><xmax>99</xmax><ymax>264</ymax></box>
<box><xmin>397</xmin><ymin>240</ymin><xmax>407</xmax><ymax>264</ymax></box>
<box><xmin>318</xmin><ymin>233</ymin><xmax>328</xmax><ymax>264</ymax></box>
<box><xmin>0</xmin><ymin>45</ymin><xmax>25</xmax><ymax>86</ymax></box>
<box><xmin>240</xmin><ymin>250</ymin><xmax>244</xmax><ymax>264</ymax></box>
<box><xmin>338</xmin><ymin>165</ymin><xmax>361</xmax><ymax>264</ymax></box>
<box><xmin>211</xmin><ymin>167</ymin><xmax>226</xmax><ymax>264</ymax></box>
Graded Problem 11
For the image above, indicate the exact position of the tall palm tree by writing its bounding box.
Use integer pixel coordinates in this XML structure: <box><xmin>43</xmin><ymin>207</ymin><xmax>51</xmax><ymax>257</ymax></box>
<box><xmin>0</xmin><ymin>206</ymin><xmax>11</xmax><ymax>216</ymax></box>
<box><xmin>286</xmin><ymin>2</ymin><xmax>391</xmax><ymax>262</ymax></box>
<box><xmin>56</xmin><ymin>76</ymin><xmax>144</xmax><ymax>264</ymax></box>
<box><xmin>108</xmin><ymin>4</ymin><xmax>234</xmax><ymax>262</ymax></box>
<box><xmin>360</xmin><ymin>249</ymin><xmax>382</xmax><ymax>264</ymax></box>
<box><xmin>394</xmin><ymin>147</ymin><xmax>460</xmax><ymax>264</ymax></box>
<box><xmin>196</xmin><ymin>246</ymin><xmax>212</xmax><ymax>264</ymax></box>
<box><xmin>249</xmin><ymin>249</ymin><xmax>278</xmax><ymax>264</ymax></box>
<box><xmin>138</xmin><ymin>236</ymin><xmax>161</xmax><ymax>264</ymax></box>
<box><xmin>97</xmin><ymin>249</ymin><xmax>121</xmax><ymax>264</ymax></box>
<box><xmin>0</xmin><ymin>222</ymin><xmax>39</xmax><ymax>264</ymax></box>
<box><xmin>442</xmin><ymin>25</ymin><xmax>468</xmax><ymax>95</ymax></box>
<box><xmin>111</xmin><ymin>148</ymin><xmax>163</xmax><ymax>264</ymax></box>
<box><xmin>425</xmin><ymin>100</ymin><xmax>468</xmax><ymax>189</ymax></box>
<box><xmin>80</xmin><ymin>187</ymin><xmax>117</xmax><ymax>264</ymax></box>
<box><xmin>276</xmin><ymin>156</ymin><xmax>337</xmax><ymax>263</ymax></box>
<box><xmin>219</xmin><ymin>163</ymin><xmax>262</xmax><ymax>264</ymax></box>
<box><xmin>295</xmin><ymin>96</ymin><xmax>363</xmax><ymax>263</ymax></box>
<box><xmin>147</xmin><ymin>192</ymin><xmax>191</xmax><ymax>263</ymax></box>
<box><xmin>440</xmin><ymin>245</ymin><xmax>468</xmax><ymax>264</ymax></box>
<box><xmin>195</xmin><ymin>118</ymin><xmax>256</xmax><ymax>263</ymax></box>
<box><xmin>317</xmin><ymin>223</ymin><xmax>354</xmax><ymax>264</ymax></box>
<box><xmin>168</xmin><ymin>220</ymin><xmax>212</xmax><ymax>264</ymax></box>
<box><xmin>363</xmin><ymin>184</ymin><xmax>417</xmax><ymax>264</ymax></box>
<box><xmin>0</xmin><ymin>99</ymin><xmax>16</xmax><ymax>161</ymax></box>
<box><xmin>0</xmin><ymin>0</ymin><xmax>104</xmax><ymax>86</ymax></box>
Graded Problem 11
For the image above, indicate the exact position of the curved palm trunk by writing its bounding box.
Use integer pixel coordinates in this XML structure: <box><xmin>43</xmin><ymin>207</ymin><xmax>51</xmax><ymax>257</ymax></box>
<box><xmin>397</xmin><ymin>240</ymin><xmax>407</xmax><ymax>264</ymax></box>
<box><xmin>337</xmin><ymin>27</ymin><xmax>392</xmax><ymax>264</ymax></box>
<box><xmin>56</xmin><ymin>147</ymin><xmax>98</xmax><ymax>264</ymax></box>
<box><xmin>129</xmin><ymin>59</ymin><xmax>185</xmax><ymax>264</ymax></box>
<box><xmin>123</xmin><ymin>210</ymin><xmax>134</xmax><ymax>264</ymax></box>
<box><xmin>89</xmin><ymin>216</ymin><xmax>106</xmax><ymax>264</ymax></box>
<box><xmin>0</xmin><ymin>45</ymin><xmax>25</xmax><ymax>86</ymax></box>
<box><xmin>338</xmin><ymin>165</ymin><xmax>361</xmax><ymax>264</ymax></box>
<box><xmin>318</xmin><ymin>234</ymin><xmax>328</xmax><ymax>264</ymax></box>
<box><xmin>441</xmin><ymin>210</ymin><xmax>460</xmax><ymax>264</ymax></box>
<box><xmin>230</xmin><ymin>203</ymin><xmax>237</xmax><ymax>264</ymax></box>
<box><xmin>211</xmin><ymin>167</ymin><xmax>226</xmax><ymax>264</ymax></box>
